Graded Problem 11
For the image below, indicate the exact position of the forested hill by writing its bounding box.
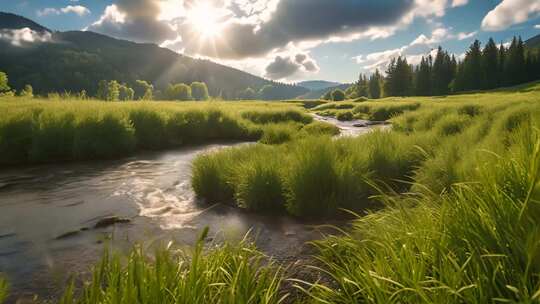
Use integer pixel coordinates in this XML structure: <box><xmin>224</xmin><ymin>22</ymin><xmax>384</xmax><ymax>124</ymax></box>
<box><xmin>0</xmin><ymin>12</ymin><xmax>308</xmax><ymax>99</ymax></box>
<box><xmin>526</xmin><ymin>34</ymin><xmax>540</xmax><ymax>49</ymax></box>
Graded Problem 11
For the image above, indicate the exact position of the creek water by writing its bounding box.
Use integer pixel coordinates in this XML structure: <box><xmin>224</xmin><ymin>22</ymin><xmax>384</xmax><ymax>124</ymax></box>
<box><xmin>0</xmin><ymin>118</ymin><xmax>384</xmax><ymax>301</ymax></box>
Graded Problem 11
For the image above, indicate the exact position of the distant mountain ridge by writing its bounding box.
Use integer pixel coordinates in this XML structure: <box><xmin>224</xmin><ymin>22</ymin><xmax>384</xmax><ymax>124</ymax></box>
<box><xmin>0</xmin><ymin>12</ymin><xmax>50</xmax><ymax>33</ymax></box>
<box><xmin>525</xmin><ymin>34</ymin><xmax>540</xmax><ymax>49</ymax></box>
<box><xmin>0</xmin><ymin>12</ymin><xmax>308</xmax><ymax>99</ymax></box>
<box><xmin>298</xmin><ymin>80</ymin><xmax>342</xmax><ymax>91</ymax></box>
<box><xmin>298</xmin><ymin>83</ymin><xmax>351</xmax><ymax>99</ymax></box>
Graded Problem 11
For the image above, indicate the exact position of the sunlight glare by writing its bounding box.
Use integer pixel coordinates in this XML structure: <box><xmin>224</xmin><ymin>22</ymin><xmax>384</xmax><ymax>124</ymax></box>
<box><xmin>187</xmin><ymin>3</ymin><xmax>224</xmax><ymax>39</ymax></box>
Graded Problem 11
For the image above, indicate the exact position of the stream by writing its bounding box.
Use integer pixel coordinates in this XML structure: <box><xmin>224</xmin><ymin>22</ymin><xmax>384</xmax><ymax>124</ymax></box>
<box><xmin>0</xmin><ymin>118</ymin><xmax>385</xmax><ymax>301</ymax></box>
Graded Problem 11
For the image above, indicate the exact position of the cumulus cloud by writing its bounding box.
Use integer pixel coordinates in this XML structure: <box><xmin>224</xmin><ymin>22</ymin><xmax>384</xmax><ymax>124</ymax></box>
<box><xmin>0</xmin><ymin>27</ymin><xmax>52</xmax><ymax>46</ymax></box>
<box><xmin>265</xmin><ymin>52</ymin><xmax>319</xmax><ymax>80</ymax></box>
<box><xmin>481</xmin><ymin>0</ymin><xmax>540</xmax><ymax>31</ymax></box>
<box><xmin>355</xmin><ymin>26</ymin><xmax>468</xmax><ymax>73</ymax></box>
<box><xmin>37</xmin><ymin>5</ymin><xmax>90</xmax><ymax>17</ymax></box>
<box><xmin>535</xmin><ymin>24</ymin><xmax>540</xmax><ymax>29</ymax></box>
<box><xmin>87</xmin><ymin>0</ymin><xmax>177</xmax><ymax>43</ymax></box>
<box><xmin>89</xmin><ymin>0</ymin><xmax>465</xmax><ymax>60</ymax></box>
<box><xmin>451</xmin><ymin>0</ymin><xmax>468</xmax><ymax>7</ymax></box>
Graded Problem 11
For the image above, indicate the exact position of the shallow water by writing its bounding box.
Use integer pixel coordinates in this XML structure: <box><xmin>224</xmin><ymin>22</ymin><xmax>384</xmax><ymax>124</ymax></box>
<box><xmin>0</xmin><ymin>119</ymin><xmax>382</xmax><ymax>301</ymax></box>
<box><xmin>0</xmin><ymin>143</ymin><xmax>329</xmax><ymax>301</ymax></box>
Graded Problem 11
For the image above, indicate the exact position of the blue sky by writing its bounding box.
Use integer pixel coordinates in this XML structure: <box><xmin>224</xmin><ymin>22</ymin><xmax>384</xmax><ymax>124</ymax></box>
<box><xmin>2</xmin><ymin>0</ymin><xmax>540</xmax><ymax>83</ymax></box>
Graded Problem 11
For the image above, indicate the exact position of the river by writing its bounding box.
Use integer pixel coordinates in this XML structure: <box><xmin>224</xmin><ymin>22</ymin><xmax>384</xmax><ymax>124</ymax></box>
<box><xmin>0</xmin><ymin>118</ymin><xmax>385</xmax><ymax>301</ymax></box>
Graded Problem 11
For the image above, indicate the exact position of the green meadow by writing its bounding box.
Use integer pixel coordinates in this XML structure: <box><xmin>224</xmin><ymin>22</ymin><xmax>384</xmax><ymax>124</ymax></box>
<box><xmin>1</xmin><ymin>83</ymin><xmax>540</xmax><ymax>303</ymax></box>
<box><xmin>0</xmin><ymin>97</ymin><xmax>338</xmax><ymax>166</ymax></box>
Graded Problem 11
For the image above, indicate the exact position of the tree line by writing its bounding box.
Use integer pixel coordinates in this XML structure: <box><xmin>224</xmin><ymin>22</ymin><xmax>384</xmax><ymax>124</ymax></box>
<box><xmin>325</xmin><ymin>36</ymin><xmax>540</xmax><ymax>101</ymax></box>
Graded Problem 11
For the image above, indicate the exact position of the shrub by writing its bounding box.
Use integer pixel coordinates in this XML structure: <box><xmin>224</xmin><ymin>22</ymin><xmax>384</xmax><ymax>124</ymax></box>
<box><xmin>191</xmin><ymin>82</ymin><xmax>209</xmax><ymax>101</ymax></box>
<box><xmin>331</xmin><ymin>89</ymin><xmax>346</xmax><ymax>101</ymax></box>
<box><xmin>192</xmin><ymin>152</ymin><xmax>235</xmax><ymax>204</ymax></box>
<box><xmin>336</xmin><ymin>111</ymin><xmax>354</xmax><ymax>121</ymax></box>
<box><xmin>0</xmin><ymin>277</ymin><xmax>7</xmax><ymax>304</ymax></box>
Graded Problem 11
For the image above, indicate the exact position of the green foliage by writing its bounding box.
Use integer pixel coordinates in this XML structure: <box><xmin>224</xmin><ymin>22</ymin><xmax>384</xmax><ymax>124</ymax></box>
<box><xmin>118</xmin><ymin>83</ymin><xmax>134</xmax><ymax>101</ymax></box>
<box><xmin>0</xmin><ymin>276</ymin><xmax>7</xmax><ymax>304</ymax></box>
<box><xmin>259</xmin><ymin>124</ymin><xmax>295</xmax><ymax>145</ymax></box>
<box><xmin>165</xmin><ymin>83</ymin><xmax>192</xmax><ymax>101</ymax></box>
<box><xmin>0</xmin><ymin>71</ymin><xmax>9</xmax><ymax>93</ymax></box>
<box><xmin>97</xmin><ymin>80</ymin><xmax>120</xmax><ymax>101</ymax></box>
<box><xmin>133</xmin><ymin>80</ymin><xmax>154</xmax><ymax>100</ymax></box>
<box><xmin>368</xmin><ymin>69</ymin><xmax>382</xmax><ymax>99</ymax></box>
<box><xmin>241</xmin><ymin>109</ymin><xmax>312</xmax><ymax>125</ymax></box>
<box><xmin>19</xmin><ymin>84</ymin><xmax>33</xmax><ymax>98</ymax></box>
<box><xmin>59</xmin><ymin>236</ymin><xmax>286</xmax><ymax>304</ymax></box>
<box><xmin>0</xmin><ymin>99</ymin><xmax>313</xmax><ymax>165</ymax></box>
<box><xmin>336</xmin><ymin>111</ymin><xmax>354</xmax><ymax>121</ymax></box>
<box><xmin>301</xmin><ymin>121</ymin><xmax>340</xmax><ymax>136</ymax></box>
<box><xmin>238</xmin><ymin>87</ymin><xmax>257</xmax><ymax>100</ymax></box>
<box><xmin>384</xmin><ymin>56</ymin><xmax>413</xmax><ymax>97</ymax></box>
<box><xmin>331</xmin><ymin>89</ymin><xmax>346</xmax><ymax>101</ymax></box>
<box><xmin>191</xmin><ymin>82</ymin><xmax>209</xmax><ymax>101</ymax></box>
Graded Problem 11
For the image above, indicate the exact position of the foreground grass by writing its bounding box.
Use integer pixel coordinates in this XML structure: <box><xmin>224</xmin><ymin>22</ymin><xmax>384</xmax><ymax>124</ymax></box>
<box><xmin>300</xmin><ymin>127</ymin><xmax>540</xmax><ymax>303</ymax></box>
<box><xmin>56</xmin><ymin>229</ymin><xmax>286</xmax><ymax>304</ymax></box>
<box><xmin>0</xmin><ymin>98</ymin><xmax>339</xmax><ymax>166</ymax></box>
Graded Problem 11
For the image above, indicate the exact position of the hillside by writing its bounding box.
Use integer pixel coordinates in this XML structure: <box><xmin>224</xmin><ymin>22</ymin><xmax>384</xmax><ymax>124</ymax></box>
<box><xmin>0</xmin><ymin>12</ymin><xmax>308</xmax><ymax>99</ymax></box>
<box><xmin>298</xmin><ymin>83</ymin><xmax>351</xmax><ymax>99</ymax></box>
<box><xmin>525</xmin><ymin>33</ymin><xmax>540</xmax><ymax>49</ymax></box>
<box><xmin>298</xmin><ymin>80</ymin><xmax>342</xmax><ymax>91</ymax></box>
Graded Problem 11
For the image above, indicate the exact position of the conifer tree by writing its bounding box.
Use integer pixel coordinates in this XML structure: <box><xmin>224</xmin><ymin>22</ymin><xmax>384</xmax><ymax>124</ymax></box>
<box><xmin>482</xmin><ymin>38</ymin><xmax>499</xmax><ymax>89</ymax></box>
<box><xmin>368</xmin><ymin>69</ymin><xmax>382</xmax><ymax>99</ymax></box>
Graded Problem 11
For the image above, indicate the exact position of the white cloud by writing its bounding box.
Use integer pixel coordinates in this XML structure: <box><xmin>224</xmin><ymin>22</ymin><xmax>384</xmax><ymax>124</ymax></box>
<box><xmin>451</xmin><ymin>0</ymin><xmax>468</xmax><ymax>7</ymax></box>
<box><xmin>37</xmin><ymin>5</ymin><xmax>90</xmax><ymax>17</ymax></box>
<box><xmin>481</xmin><ymin>0</ymin><xmax>540</xmax><ymax>31</ymax></box>
<box><xmin>535</xmin><ymin>24</ymin><xmax>540</xmax><ymax>29</ymax></box>
<box><xmin>0</xmin><ymin>27</ymin><xmax>52</xmax><ymax>46</ymax></box>
<box><xmin>355</xmin><ymin>26</ymin><xmax>469</xmax><ymax>73</ymax></box>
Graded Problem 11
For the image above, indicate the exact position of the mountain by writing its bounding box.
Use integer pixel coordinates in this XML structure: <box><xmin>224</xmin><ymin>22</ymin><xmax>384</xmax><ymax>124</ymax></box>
<box><xmin>0</xmin><ymin>12</ymin><xmax>308</xmax><ymax>99</ymax></box>
<box><xmin>525</xmin><ymin>34</ymin><xmax>540</xmax><ymax>49</ymax></box>
<box><xmin>298</xmin><ymin>80</ymin><xmax>342</xmax><ymax>91</ymax></box>
<box><xmin>0</xmin><ymin>12</ymin><xmax>50</xmax><ymax>33</ymax></box>
<box><xmin>298</xmin><ymin>83</ymin><xmax>351</xmax><ymax>99</ymax></box>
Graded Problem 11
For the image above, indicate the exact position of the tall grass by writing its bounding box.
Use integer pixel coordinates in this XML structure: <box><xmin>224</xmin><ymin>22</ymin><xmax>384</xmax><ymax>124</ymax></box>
<box><xmin>298</xmin><ymin>125</ymin><xmax>540</xmax><ymax>303</ymax></box>
<box><xmin>59</xmin><ymin>229</ymin><xmax>287</xmax><ymax>304</ymax></box>
<box><xmin>0</xmin><ymin>99</ymin><xmax>315</xmax><ymax>165</ymax></box>
<box><xmin>0</xmin><ymin>277</ymin><xmax>7</xmax><ymax>304</ymax></box>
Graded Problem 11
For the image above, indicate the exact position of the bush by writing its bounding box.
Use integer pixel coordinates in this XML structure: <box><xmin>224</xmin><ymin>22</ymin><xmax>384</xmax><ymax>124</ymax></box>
<box><xmin>129</xmin><ymin>109</ymin><xmax>168</xmax><ymax>149</ymax></box>
<box><xmin>331</xmin><ymin>89</ymin><xmax>346</xmax><ymax>101</ymax></box>
<box><xmin>336</xmin><ymin>111</ymin><xmax>354</xmax><ymax>121</ymax></box>
<box><xmin>191</xmin><ymin>82</ymin><xmax>209</xmax><ymax>101</ymax></box>
<box><xmin>192</xmin><ymin>152</ymin><xmax>235</xmax><ymax>204</ymax></box>
<box><xmin>0</xmin><ymin>277</ymin><xmax>7</xmax><ymax>304</ymax></box>
<box><xmin>0</xmin><ymin>112</ymin><xmax>34</xmax><ymax>164</ymax></box>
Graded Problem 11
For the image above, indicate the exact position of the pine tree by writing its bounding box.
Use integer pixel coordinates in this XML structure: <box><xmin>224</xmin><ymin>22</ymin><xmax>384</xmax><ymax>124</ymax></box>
<box><xmin>415</xmin><ymin>55</ymin><xmax>432</xmax><ymax>96</ymax></box>
<box><xmin>368</xmin><ymin>69</ymin><xmax>382</xmax><ymax>99</ymax></box>
<box><xmin>432</xmin><ymin>47</ymin><xmax>455</xmax><ymax>95</ymax></box>
<box><xmin>482</xmin><ymin>38</ymin><xmax>499</xmax><ymax>89</ymax></box>
<box><xmin>498</xmin><ymin>42</ymin><xmax>506</xmax><ymax>87</ymax></box>
<box><xmin>504</xmin><ymin>36</ymin><xmax>526</xmax><ymax>86</ymax></box>
<box><xmin>385</xmin><ymin>57</ymin><xmax>412</xmax><ymax>97</ymax></box>
<box><xmin>461</xmin><ymin>40</ymin><xmax>483</xmax><ymax>91</ymax></box>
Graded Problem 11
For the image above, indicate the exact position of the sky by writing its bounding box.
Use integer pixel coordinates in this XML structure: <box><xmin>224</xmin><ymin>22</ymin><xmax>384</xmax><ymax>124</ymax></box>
<box><xmin>1</xmin><ymin>0</ymin><xmax>540</xmax><ymax>83</ymax></box>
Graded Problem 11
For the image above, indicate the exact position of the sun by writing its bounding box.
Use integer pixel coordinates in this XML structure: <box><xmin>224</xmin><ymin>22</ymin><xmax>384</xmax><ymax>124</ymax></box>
<box><xmin>187</xmin><ymin>3</ymin><xmax>224</xmax><ymax>39</ymax></box>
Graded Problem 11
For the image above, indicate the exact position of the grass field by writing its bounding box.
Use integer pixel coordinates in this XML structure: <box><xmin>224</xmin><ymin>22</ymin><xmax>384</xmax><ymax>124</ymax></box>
<box><xmin>2</xmin><ymin>83</ymin><xmax>540</xmax><ymax>303</ymax></box>
<box><xmin>0</xmin><ymin>97</ymin><xmax>338</xmax><ymax>166</ymax></box>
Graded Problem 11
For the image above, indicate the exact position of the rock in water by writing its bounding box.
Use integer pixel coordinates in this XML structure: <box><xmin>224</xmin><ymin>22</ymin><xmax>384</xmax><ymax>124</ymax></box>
<box><xmin>93</xmin><ymin>216</ymin><xmax>131</xmax><ymax>229</ymax></box>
